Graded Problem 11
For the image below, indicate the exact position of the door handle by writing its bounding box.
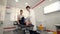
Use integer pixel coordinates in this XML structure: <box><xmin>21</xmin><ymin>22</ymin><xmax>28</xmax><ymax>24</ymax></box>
<box><xmin>1</xmin><ymin>22</ymin><xmax>3</xmax><ymax>24</ymax></box>
<box><xmin>0</xmin><ymin>21</ymin><xmax>3</xmax><ymax>25</ymax></box>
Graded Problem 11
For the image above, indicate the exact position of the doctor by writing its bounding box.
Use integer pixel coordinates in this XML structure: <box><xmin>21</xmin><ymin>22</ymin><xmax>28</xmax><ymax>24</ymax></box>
<box><xmin>26</xmin><ymin>6</ymin><xmax>39</xmax><ymax>34</ymax></box>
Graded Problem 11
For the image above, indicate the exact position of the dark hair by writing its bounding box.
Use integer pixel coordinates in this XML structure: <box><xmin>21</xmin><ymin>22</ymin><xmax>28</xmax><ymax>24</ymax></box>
<box><xmin>26</xmin><ymin>6</ymin><xmax>30</xmax><ymax>9</ymax></box>
<box><xmin>20</xmin><ymin>10</ymin><xmax>23</xmax><ymax>12</ymax></box>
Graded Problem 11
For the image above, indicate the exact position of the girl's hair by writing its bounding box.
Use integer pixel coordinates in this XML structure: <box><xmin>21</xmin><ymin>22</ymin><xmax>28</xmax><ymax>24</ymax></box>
<box><xmin>20</xmin><ymin>10</ymin><xmax>23</xmax><ymax>12</ymax></box>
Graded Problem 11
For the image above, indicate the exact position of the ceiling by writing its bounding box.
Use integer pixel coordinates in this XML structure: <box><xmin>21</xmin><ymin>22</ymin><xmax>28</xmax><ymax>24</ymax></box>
<box><xmin>0</xmin><ymin>0</ymin><xmax>7</xmax><ymax>6</ymax></box>
<box><xmin>6</xmin><ymin>0</ymin><xmax>41</xmax><ymax>8</ymax></box>
<box><xmin>0</xmin><ymin>0</ymin><xmax>58</xmax><ymax>9</ymax></box>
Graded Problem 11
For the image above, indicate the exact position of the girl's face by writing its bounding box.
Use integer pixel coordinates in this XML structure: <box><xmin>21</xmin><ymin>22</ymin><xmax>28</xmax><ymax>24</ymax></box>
<box><xmin>20</xmin><ymin>11</ymin><xmax>23</xmax><ymax>15</ymax></box>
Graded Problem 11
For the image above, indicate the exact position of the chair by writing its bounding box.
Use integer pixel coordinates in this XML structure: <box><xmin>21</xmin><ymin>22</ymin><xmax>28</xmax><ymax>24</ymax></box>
<box><xmin>13</xmin><ymin>21</ymin><xmax>34</xmax><ymax>34</ymax></box>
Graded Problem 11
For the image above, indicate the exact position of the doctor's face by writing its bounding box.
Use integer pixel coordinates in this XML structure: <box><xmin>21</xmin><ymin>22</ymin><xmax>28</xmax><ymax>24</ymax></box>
<box><xmin>26</xmin><ymin>6</ymin><xmax>30</xmax><ymax>12</ymax></box>
<box><xmin>26</xmin><ymin>8</ymin><xmax>30</xmax><ymax>12</ymax></box>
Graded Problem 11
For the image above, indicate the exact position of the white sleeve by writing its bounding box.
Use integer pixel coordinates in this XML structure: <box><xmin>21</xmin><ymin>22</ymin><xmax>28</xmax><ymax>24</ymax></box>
<box><xmin>30</xmin><ymin>11</ymin><xmax>37</xmax><ymax>31</ymax></box>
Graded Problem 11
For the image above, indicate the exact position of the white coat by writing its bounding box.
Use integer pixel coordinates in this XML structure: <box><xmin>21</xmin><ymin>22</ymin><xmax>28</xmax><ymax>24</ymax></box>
<box><xmin>29</xmin><ymin>9</ymin><xmax>37</xmax><ymax>31</ymax></box>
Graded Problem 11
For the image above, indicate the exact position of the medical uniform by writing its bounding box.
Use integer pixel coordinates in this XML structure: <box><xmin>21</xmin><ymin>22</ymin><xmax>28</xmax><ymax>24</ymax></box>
<box><xmin>28</xmin><ymin>9</ymin><xmax>39</xmax><ymax>34</ymax></box>
<box><xmin>29</xmin><ymin>9</ymin><xmax>37</xmax><ymax>31</ymax></box>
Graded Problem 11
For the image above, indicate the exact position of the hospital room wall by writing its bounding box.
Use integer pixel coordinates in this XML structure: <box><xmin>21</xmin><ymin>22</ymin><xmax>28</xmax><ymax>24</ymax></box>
<box><xmin>34</xmin><ymin>0</ymin><xmax>60</xmax><ymax>31</ymax></box>
<box><xmin>0</xmin><ymin>0</ymin><xmax>7</xmax><ymax>21</ymax></box>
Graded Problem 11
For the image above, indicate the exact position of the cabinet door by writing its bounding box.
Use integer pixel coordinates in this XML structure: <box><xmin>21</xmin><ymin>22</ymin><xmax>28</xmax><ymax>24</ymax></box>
<box><xmin>0</xmin><ymin>21</ymin><xmax>3</xmax><ymax>34</ymax></box>
<box><xmin>0</xmin><ymin>6</ymin><xmax>3</xmax><ymax>34</ymax></box>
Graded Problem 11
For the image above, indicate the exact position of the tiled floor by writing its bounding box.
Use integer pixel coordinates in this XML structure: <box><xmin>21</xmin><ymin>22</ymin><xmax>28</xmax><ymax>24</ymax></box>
<box><xmin>3</xmin><ymin>29</ymin><xmax>29</xmax><ymax>34</ymax></box>
<box><xmin>3</xmin><ymin>29</ymin><xmax>47</xmax><ymax>34</ymax></box>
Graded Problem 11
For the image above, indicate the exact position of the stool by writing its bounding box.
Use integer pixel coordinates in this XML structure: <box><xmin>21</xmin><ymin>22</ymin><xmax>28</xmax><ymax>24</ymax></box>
<box><xmin>47</xmin><ymin>32</ymin><xmax>53</xmax><ymax>34</ymax></box>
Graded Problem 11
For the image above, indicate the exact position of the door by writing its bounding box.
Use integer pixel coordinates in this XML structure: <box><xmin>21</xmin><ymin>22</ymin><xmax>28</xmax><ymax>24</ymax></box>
<box><xmin>0</xmin><ymin>7</ymin><xmax>3</xmax><ymax>34</ymax></box>
<box><xmin>4</xmin><ymin>9</ymin><xmax>11</xmax><ymax>27</ymax></box>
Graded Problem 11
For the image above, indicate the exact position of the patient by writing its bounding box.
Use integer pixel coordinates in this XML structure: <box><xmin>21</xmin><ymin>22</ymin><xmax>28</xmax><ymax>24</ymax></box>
<box><xmin>17</xmin><ymin>10</ymin><xmax>26</xmax><ymax>25</ymax></box>
<box><xmin>17</xmin><ymin>9</ymin><xmax>32</xmax><ymax>26</ymax></box>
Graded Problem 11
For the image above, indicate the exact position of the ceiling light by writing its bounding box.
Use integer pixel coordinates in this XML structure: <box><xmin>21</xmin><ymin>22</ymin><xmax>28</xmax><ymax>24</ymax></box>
<box><xmin>25</xmin><ymin>2</ymin><xmax>28</xmax><ymax>5</ymax></box>
<box><xmin>15</xmin><ymin>0</ymin><xmax>19</xmax><ymax>2</ymax></box>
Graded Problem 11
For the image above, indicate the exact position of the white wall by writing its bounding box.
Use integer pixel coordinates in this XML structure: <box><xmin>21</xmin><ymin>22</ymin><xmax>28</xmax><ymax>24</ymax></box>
<box><xmin>0</xmin><ymin>5</ymin><xmax>6</xmax><ymax>21</ymax></box>
<box><xmin>0</xmin><ymin>0</ymin><xmax>7</xmax><ymax>21</ymax></box>
<box><xmin>0</xmin><ymin>0</ymin><xmax>7</xmax><ymax>33</ymax></box>
<box><xmin>34</xmin><ymin>0</ymin><xmax>60</xmax><ymax>31</ymax></box>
